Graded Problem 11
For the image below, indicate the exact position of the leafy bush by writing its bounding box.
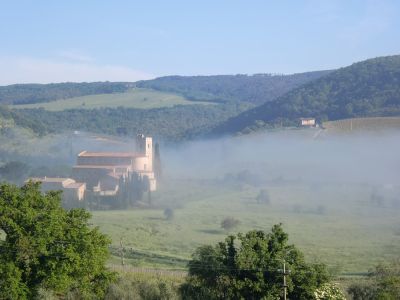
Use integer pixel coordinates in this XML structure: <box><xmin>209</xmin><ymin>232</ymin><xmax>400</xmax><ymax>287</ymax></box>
<box><xmin>348</xmin><ymin>261</ymin><xmax>400</xmax><ymax>299</ymax></box>
<box><xmin>314</xmin><ymin>283</ymin><xmax>346</xmax><ymax>299</ymax></box>
<box><xmin>105</xmin><ymin>273</ymin><xmax>183</xmax><ymax>300</ymax></box>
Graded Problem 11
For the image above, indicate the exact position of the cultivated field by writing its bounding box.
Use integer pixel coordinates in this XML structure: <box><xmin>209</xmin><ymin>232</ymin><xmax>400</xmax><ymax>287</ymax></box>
<box><xmin>11</xmin><ymin>88</ymin><xmax>211</xmax><ymax>111</ymax></box>
<box><xmin>92</xmin><ymin>178</ymin><xmax>400</xmax><ymax>274</ymax></box>
<box><xmin>323</xmin><ymin>117</ymin><xmax>400</xmax><ymax>133</ymax></box>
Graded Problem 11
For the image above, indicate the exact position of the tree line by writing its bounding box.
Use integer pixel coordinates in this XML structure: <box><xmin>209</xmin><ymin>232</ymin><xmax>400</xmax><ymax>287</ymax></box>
<box><xmin>136</xmin><ymin>71</ymin><xmax>330</xmax><ymax>105</ymax></box>
<box><xmin>1</xmin><ymin>103</ymin><xmax>250</xmax><ymax>141</ymax></box>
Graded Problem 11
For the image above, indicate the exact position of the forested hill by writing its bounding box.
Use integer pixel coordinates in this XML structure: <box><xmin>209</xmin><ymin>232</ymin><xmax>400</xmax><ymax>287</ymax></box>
<box><xmin>213</xmin><ymin>55</ymin><xmax>400</xmax><ymax>135</ymax></box>
<box><xmin>0</xmin><ymin>82</ymin><xmax>132</xmax><ymax>105</ymax></box>
<box><xmin>135</xmin><ymin>71</ymin><xmax>331</xmax><ymax>105</ymax></box>
<box><xmin>0</xmin><ymin>103</ymin><xmax>251</xmax><ymax>141</ymax></box>
<box><xmin>1</xmin><ymin>72</ymin><xmax>330</xmax><ymax>106</ymax></box>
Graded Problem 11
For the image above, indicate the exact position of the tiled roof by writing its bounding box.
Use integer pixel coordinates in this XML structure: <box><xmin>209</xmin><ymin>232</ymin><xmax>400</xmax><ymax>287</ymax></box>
<box><xmin>65</xmin><ymin>182</ymin><xmax>85</xmax><ymax>189</ymax></box>
<box><xmin>73</xmin><ymin>165</ymin><xmax>131</xmax><ymax>169</ymax></box>
<box><xmin>28</xmin><ymin>177</ymin><xmax>71</xmax><ymax>183</ymax></box>
<box><xmin>78</xmin><ymin>151</ymin><xmax>142</xmax><ymax>157</ymax></box>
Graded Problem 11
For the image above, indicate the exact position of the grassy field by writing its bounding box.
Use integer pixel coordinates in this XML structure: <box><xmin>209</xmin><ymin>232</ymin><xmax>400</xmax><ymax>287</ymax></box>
<box><xmin>11</xmin><ymin>88</ymin><xmax>211</xmax><ymax>111</ymax></box>
<box><xmin>323</xmin><ymin>117</ymin><xmax>400</xmax><ymax>133</ymax></box>
<box><xmin>104</xmin><ymin>268</ymin><xmax>185</xmax><ymax>299</ymax></box>
<box><xmin>91</xmin><ymin>179</ymin><xmax>400</xmax><ymax>274</ymax></box>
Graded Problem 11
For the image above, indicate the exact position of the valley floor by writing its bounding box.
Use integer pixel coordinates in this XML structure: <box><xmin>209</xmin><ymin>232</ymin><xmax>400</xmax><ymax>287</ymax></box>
<box><xmin>92</xmin><ymin>178</ymin><xmax>400</xmax><ymax>274</ymax></box>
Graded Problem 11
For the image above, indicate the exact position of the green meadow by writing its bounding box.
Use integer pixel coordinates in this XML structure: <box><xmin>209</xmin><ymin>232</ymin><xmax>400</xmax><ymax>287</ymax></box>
<box><xmin>12</xmin><ymin>88</ymin><xmax>211</xmax><ymax>111</ymax></box>
<box><xmin>92</xmin><ymin>179</ymin><xmax>400</xmax><ymax>274</ymax></box>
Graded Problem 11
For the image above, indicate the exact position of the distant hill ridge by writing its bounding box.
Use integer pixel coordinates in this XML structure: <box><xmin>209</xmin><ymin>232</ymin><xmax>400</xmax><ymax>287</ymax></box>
<box><xmin>0</xmin><ymin>82</ymin><xmax>133</xmax><ymax>105</ymax></box>
<box><xmin>214</xmin><ymin>55</ymin><xmax>400</xmax><ymax>135</ymax></box>
<box><xmin>0</xmin><ymin>71</ymin><xmax>331</xmax><ymax>106</ymax></box>
<box><xmin>2</xmin><ymin>55</ymin><xmax>400</xmax><ymax>140</ymax></box>
<box><xmin>135</xmin><ymin>71</ymin><xmax>331</xmax><ymax>104</ymax></box>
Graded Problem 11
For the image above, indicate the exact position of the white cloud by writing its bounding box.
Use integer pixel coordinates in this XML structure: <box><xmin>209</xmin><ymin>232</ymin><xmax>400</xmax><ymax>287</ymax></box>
<box><xmin>0</xmin><ymin>56</ymin><xmax>154</xmax><ymax>85</ymax></box>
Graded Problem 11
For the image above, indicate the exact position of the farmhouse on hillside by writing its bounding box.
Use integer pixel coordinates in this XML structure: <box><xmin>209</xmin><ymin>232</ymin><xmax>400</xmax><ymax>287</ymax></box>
<box><xmin>300</xmin><ymin>117</ymin><xmax>316</xmax><ymax>127</ymax></box>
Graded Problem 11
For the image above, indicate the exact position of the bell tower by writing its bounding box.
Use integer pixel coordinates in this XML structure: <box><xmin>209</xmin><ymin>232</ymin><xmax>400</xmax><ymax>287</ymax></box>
<box><xmin>136</xmin><ymin>134</ymin><xmax>153</xmax><ymax>171</ymax></box>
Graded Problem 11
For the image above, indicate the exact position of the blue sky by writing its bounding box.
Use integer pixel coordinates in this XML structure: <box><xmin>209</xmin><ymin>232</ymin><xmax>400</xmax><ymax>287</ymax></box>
<box><xmin>0</xmin><ymin>0</ymin><xmax>399</xmax><ymax>84</ymax></box>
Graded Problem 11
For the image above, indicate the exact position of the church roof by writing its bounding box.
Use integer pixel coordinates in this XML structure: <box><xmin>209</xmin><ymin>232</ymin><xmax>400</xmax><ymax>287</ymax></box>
<box><xmin>78</xmin><ymin>151</ymin><xmax>142</xmax><ymax>158</ymax></box>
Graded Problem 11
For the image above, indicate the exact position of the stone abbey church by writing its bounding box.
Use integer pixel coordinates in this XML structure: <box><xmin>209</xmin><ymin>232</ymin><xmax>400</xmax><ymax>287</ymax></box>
<box><xmin>29</xmin><ymin>134</ymin><xmax>159</xmax><ymax>207</ymax></box>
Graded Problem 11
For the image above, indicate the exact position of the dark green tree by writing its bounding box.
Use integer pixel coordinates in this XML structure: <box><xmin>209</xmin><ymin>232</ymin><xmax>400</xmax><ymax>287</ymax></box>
<box><xmin>220</xmin><ymin>217</ymin><xmax>240</xmax><ymax>231</ymax></box>
<box><xmin>0</xmin><ymin>161</ymin><xmax>30</xmax><ymax>184</ymax></box>
<box><xmin>256</xmin><ymin>189</ymin><xmax>271</xmax><ymax>205</ymax></box>
<box><xmin>154</xmin><ymin>142</ymin><xmax>162</xmax><ymax>180</ymax></box>
<box><xmin>164</xmin><ymin>207</ymin><xmax>174</xmax><ymax>220</ymax></box>
<box><xmin>180</xmin><ymin>224</ymin><xmax>330</xmax><ymax>299</ymax></box>
<box><xmin>0</xmin><ymin>182</ymin><xmax>115</xmax><ymax>299</ymax></box>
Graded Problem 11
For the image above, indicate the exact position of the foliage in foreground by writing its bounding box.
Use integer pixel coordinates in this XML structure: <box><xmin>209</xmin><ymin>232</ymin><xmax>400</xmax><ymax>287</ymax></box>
<box><xmin>105</xmin><ymin>272</ymin><xmax>183</xmax><ymax>300</ymax></box>
<box><xmin>314</xmin><ymin>283</ymin><xmax>346</xmax><ymax>300</ymax></box>
<box><xmin>0</xmin><ymin>182</ymin><xmax>115</xmax><ymax>299</ymax></box>
<box><xmin>348</xmin><ymin>260</ymin><xmax>400</xmax><ymax>299</ymax></box>
<box><xmin>180</xmin><ymin>224</ymin><xmax>331</xmax><ymax>299</ymax></box>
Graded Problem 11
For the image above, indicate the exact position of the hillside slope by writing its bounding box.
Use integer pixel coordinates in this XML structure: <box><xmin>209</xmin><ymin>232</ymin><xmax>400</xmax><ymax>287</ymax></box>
<box><xmin>11</xmin><ymin>88</ymin><xmax>210</xmax><ymax>111</ymax></box>
<box><xmin>0</xmin><ymin>82</ymin><xmax>132</xmax><ymax>105</ymax></box>
<box><xmin>136</xmin><ymin>71</ymin><xmax>331</xmax><ymax>105</ymax></box>
<box><xmin>214</xmin><ymin>55</ymin><xmax>400</xmax><ymax>135</ymax></box>
<box><xmin>1</xmin><ymin>71</ymin><xmax>329</xmax><ymax>107</ymax></box>
<box><xmin>1</xmin><ymin>102</ymin><xmax>250</xmax><ymax>141</ymax></box>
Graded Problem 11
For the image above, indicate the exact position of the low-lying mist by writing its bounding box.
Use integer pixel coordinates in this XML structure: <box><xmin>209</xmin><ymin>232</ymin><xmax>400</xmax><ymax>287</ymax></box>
<box><xmin>2</xmin><ymin>127</ymin><xmax>399</xmax><ymax>190</ymax></box>
<box><xmin>0</xmin><ymin>129</ymin><xmax>137</xmax><ymax>183</ymax></box>
<box><xmin>3</xmin><ymin>127</ymin><xmax>398</xmax><ymax>272</ymax></box>
<box><xmin>163</xmin><ymin>129</ymin><xmax>400</xmax><ymax>186</ymax></box>
<box><xmin>156</xmin><ymin>129</ymin><xmax>400</xmax><ymax>272</ymax></box>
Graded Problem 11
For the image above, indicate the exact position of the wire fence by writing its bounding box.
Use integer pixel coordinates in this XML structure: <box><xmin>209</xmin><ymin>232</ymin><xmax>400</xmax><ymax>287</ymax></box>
<box><xmin>108</xmin><ymin>264</ymin><xmax>188</xmax><ymax>277</ymax></box>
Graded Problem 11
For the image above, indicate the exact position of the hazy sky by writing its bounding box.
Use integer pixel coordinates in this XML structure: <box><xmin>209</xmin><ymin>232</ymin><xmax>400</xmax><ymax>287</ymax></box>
<box><xmin>0</xmin><ymin>0</ymin><xmax>399</xmax><ymax>84</ymax></box>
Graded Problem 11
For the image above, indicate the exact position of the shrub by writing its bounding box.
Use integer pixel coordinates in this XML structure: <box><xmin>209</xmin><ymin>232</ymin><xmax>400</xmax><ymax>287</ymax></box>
<box><xmin>105</xmin><ymin>273</ymin><xmax>182</xmax><ymax>300</ymax></box>
<box><xmin>314</xmin><ymin>283</ymin><xmax>346</xmax><ymax>299</ymax></box>
<box><xmin>256</xmin><ymin>189</ymin><xmax>270</xmax><ymax>204</ymax></box>
<box><xmin>164</xmin><ymin>208</ymin><xmax>174</xmax><ymax>220</ymax></box>
<box><xmin>220</xmin><ymin>217</ymin><xmax>240</xmax><ymax>231</ymax></box>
